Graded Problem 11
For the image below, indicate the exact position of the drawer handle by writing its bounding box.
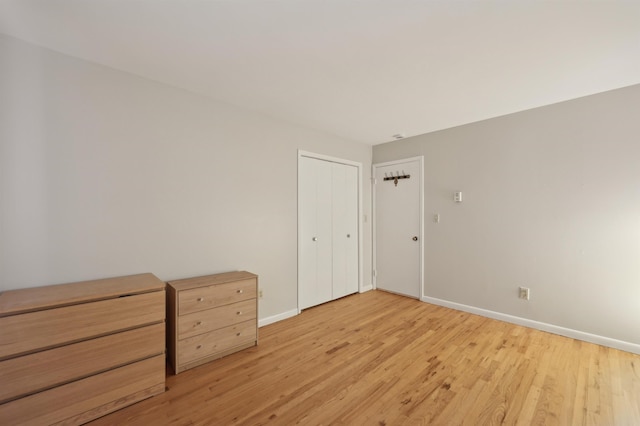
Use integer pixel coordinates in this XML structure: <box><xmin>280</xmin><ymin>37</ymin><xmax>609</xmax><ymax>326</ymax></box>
<box><xmin>196</xmin><ymin>321</ymin><xmax>202</xmax><ymax>326</ymax></box>
<box><xmin>196</xmin><ymin>345</ymin><xmax>202</xmax><ymax>349</ymax></box>
<box><xmin>237</xmin><ymin>311</ymin><xmax>243</xmax><ymax>315</ymax></box>
<box><xmin>237</xmin><ymin>289</ymin><xmax>243</xmax><ymax>294</ymax></box>
<box><xmin>197</xmin><ymin>297</ymin><xmax>204</xmax><ymax>302</ymax></box>
<box><xmin>236</xmin><ymin>332</ymin><xmax>241</xmax><ymax>337</ymax></box>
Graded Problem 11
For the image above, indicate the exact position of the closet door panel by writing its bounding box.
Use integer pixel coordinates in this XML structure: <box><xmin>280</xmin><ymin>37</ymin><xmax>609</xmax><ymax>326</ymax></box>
<box><xmin>299</xmin><ymin>157</ymin><xmax>333</xmax><ymax>310</ymax></box>
<box><xmin>344</xmin><ymin>164</ymin><xmax>359</xmax><ymax>296</ymax></box>
<box><xmin>332</xmin><ymin>163</ymin><xmax>359</xmax><ymax>299</ymax></box>
<box><xmin>315</xmin><ymin>160</ymin><xmax>333</xmax><ymax>305</ymax></box>
<box><xmin>299</xmin><ymin>156</ymin><xmax>317</xmax><ymax>310</ymax></box>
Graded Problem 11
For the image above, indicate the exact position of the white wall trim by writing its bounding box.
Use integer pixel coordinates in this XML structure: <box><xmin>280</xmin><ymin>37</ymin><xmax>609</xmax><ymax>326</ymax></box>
<box><xmin>258</xmin><ymin>309</ymin><xmax>299</xmax><ymax>328</ymax></box>
<box><xmin>422</xmin><ymin>296</ymin><xmax>640</xmax><ymax>355</ymax></box>
<box><xmin>298</xmin><ymin>150</ymin><xmax>362</xmax><ymax>168</ymax></box>
<box><xmin>360</xmin><ymin>284</ymin><xmax>373</xmax><ymax>293</ymax></box>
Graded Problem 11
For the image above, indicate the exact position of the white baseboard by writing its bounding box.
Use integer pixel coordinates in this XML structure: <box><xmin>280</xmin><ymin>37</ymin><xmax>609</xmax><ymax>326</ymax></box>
<box><xmin>258</xmin><ymin>309</ymin><xmax>299</xmax><ymax>328</ymax></box>
<box><xmin>360</xmin><ymin>284</ymin><xmax>373</xmax><ymax>293</ymax></box>
<box><xmin>422</xmin><ymin>296</ymin><xmax>640</xmax><ymax>355</ymax></box>
<box><xmin>258</xmin><ymin>286</ymin><xmax>373</xmax><ymax>327</ymax></box>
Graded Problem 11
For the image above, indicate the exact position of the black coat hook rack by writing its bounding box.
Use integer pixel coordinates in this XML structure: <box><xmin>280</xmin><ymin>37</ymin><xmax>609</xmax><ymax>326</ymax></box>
<box><xmin>383</xmin><ymin>172</ymin><xmax>410</xmax><ymax>187</ymax></box>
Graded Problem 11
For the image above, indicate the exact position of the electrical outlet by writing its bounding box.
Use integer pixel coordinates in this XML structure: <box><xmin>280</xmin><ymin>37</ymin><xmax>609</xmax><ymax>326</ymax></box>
<box><xmin>259</xmin><ymin>289</ymin><xmax>264</xmax><ymax>299</ymax></box>
<box><xmin>518</xmin><ymin>286</ymin><xmax>530</xmax><ymax>300</ymax></box>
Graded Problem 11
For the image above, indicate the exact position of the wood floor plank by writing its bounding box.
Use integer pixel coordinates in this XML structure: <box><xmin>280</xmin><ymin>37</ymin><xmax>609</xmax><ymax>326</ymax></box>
<box><xmin>86</xmin><ymin>290</ymin><xmax>640</xmax><ymax>425</ymax></box>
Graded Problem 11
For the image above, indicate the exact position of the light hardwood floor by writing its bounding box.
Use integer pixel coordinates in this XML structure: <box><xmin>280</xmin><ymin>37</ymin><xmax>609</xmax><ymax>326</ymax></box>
<box><xmin>90</xmin><ymin>290</ymin><xmax>640</xmax><ymax>425</ymax></box>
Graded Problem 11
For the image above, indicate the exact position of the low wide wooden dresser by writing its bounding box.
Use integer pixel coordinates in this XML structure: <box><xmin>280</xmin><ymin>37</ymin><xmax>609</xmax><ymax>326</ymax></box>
<box><xmin>167</xmin><ymin>271</ymin><xmax>258</xmax><ymax>374</ymax></box>
<box><xmin>0</xmin><ymin>273</ymin><xmax>166</xmax><ymax>425</ymax></box>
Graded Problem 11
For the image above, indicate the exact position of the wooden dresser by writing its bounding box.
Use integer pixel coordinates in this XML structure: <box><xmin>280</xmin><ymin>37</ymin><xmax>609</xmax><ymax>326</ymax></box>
<box><xmin>167</xmin><ymin>271</ymin><xmax>258</xmax><ymax>374</ymax></box>
<box><xmin>0</xmin><ymin>273</ymin><xmax>166</xmax><ymax>425</ymax></box>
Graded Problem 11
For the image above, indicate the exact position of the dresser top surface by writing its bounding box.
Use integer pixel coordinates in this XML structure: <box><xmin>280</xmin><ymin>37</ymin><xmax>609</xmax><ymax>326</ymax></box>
<box><xmin>167</xmin><ymin>271</ymin><xmax>257</xmax><ymax>291</ymax></box>
<box><xmin>0</xmin><ymin>273</ymin><xmax>165</xmax><ymax>317</ymax></box>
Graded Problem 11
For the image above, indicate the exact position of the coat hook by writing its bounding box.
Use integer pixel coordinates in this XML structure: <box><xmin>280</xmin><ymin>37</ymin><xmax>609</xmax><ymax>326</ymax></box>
<box><xmin>382</xmin><ymin>171</ymin><xmax>411</xmax><ymax>185</ymax></box>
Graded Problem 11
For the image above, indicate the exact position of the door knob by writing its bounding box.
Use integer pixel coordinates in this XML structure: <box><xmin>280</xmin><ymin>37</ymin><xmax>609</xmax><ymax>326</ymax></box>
<box><xmin>312</xmin><ymin>237</ymin><xmax>318</xmax><ymax>241</ymax></box>
<box><xmin>412</xmin><ymin>236</ymin><xmax>418</xmax><ymax>241</ymax></box>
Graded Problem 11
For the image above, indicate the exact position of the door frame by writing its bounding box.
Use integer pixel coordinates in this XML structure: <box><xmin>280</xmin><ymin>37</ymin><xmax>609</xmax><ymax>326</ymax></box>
<box><xmin>372</xmin><ymin>156</ymin><xmax>425</xmax><ymax>300</ymax></box>
<box><xmin>297</xmin><ymin>150</ymin><xmax>364</xmax><ymax>313</ymax></box>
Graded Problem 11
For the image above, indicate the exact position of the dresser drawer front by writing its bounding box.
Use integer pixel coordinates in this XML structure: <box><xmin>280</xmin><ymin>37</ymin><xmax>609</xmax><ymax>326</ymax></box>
<box><xmin>178</xmin><ymin>278</ymin><xmax>256</xmax><ymax>315</ymax></box>
<box><xmin>178</xmin><ymin>320</ymin><xmax>257</xmax><ymax>366</ymax></box>
<box><xmin>0</xmin><ymin>323</ymin><xmax>164</xmax><ymax>404</ymax></box>
<box><xmin>0</xmin><ymin>355</ymin><xmax>165</xmax><ymax>426</ymax></box>
<box><xmin>0</xmin><ymin>291</ymin><xmax>165</xmax><ymax>360</ymax></box>
<box><xmin>178</xmin><ymin>299</ymin><xmax>256</xmax><ymax>340</ymax></box>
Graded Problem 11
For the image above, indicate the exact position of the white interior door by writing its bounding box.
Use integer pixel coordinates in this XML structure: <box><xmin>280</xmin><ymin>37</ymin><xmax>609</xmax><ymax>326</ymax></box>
<box><xmin>299</xmin><ymin>156</ymin><xmax>333</xmax><ymax>309</ymax></box>
<box><xmin>374</xmin><ymin>157</ymin><xmax>423</xmax><ymax>299</ymax></box>
<box><xmin>332</xmin><ymin>162</ymin><xmax>358</xmax><ymax>299</ymax></box>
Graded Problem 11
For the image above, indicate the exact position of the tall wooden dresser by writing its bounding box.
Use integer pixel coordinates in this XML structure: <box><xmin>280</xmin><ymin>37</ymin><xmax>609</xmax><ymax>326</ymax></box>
<box><xmin>0</xmin><ymin>273</ymin><xmax>166</xmax><ymax>425</ymax></box>
<box><xmin>167</xmin><ymin>271</ymin><xmax>258</xmax><ymax>374</ymax></box>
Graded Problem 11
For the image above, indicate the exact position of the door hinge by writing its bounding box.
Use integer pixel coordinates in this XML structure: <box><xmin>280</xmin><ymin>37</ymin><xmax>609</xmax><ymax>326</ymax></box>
<box><xmin>373</xmin><ymin>269</ymin><xmax>377</xmax><ymax>277</ymax></box>
<box><xmin>371</xmin><ymin>177</ymin><xmax>377</xmax><ymax>185</ymax></box>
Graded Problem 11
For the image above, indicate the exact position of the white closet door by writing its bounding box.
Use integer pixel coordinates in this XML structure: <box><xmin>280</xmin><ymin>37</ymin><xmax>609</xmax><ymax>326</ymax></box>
<box><xmin>299</xmin><ymin>157</ymin><xmax>333</xmax><ymax>310</ymax></box>
<box><xmin>332</xmin><ymin>163</ymin><xmax>359</xmax><ymax>299</ymax></box>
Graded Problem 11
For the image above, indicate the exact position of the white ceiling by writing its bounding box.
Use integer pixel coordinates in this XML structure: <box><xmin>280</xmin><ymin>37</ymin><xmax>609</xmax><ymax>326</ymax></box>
<box><xmin>1</xmin><ymin>1</ymin><xmax>640</xmax><ymax>145</ymax></box>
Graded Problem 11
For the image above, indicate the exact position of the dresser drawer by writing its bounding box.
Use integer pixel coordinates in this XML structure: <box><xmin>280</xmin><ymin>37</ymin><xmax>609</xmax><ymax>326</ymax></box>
<box><xmin>178</xmin><ymin>299</ymin><xmax>256</xmax><ymax>340</ymax></box>
<box><xmin>0</xmin><ymin>291</ymin><xmax>165</xmax><ymax>360</ymax></box>
<box><xmin>0</xmin><ymin>355</ymin><xmax>165</xmax><ymax>426</ymax></box>
<box><xmin>0</xmin><ymin>323</ymin><xmax>164</xmax><ymax>404</ymax></box>
<box><xmin>178</xmin><ymin>278</ymin><xmax>256</xmax><ymax>315</ymax></box>
<box><xmin>178</xmin><ymin>320</ymin><xmax>257</xmax><ymax>366</ymax></box>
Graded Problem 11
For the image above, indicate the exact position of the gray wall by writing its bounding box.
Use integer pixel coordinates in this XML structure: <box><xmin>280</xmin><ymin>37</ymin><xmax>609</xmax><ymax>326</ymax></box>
<box><xmin>0</xmin><ymin>35</ymin><xmax>372</xmax><ymax>322</ymax></box>
<box><xmin>374</xmin><ymin>84</ymin><xmax>640</xmax><ymax>349</ymax></box>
